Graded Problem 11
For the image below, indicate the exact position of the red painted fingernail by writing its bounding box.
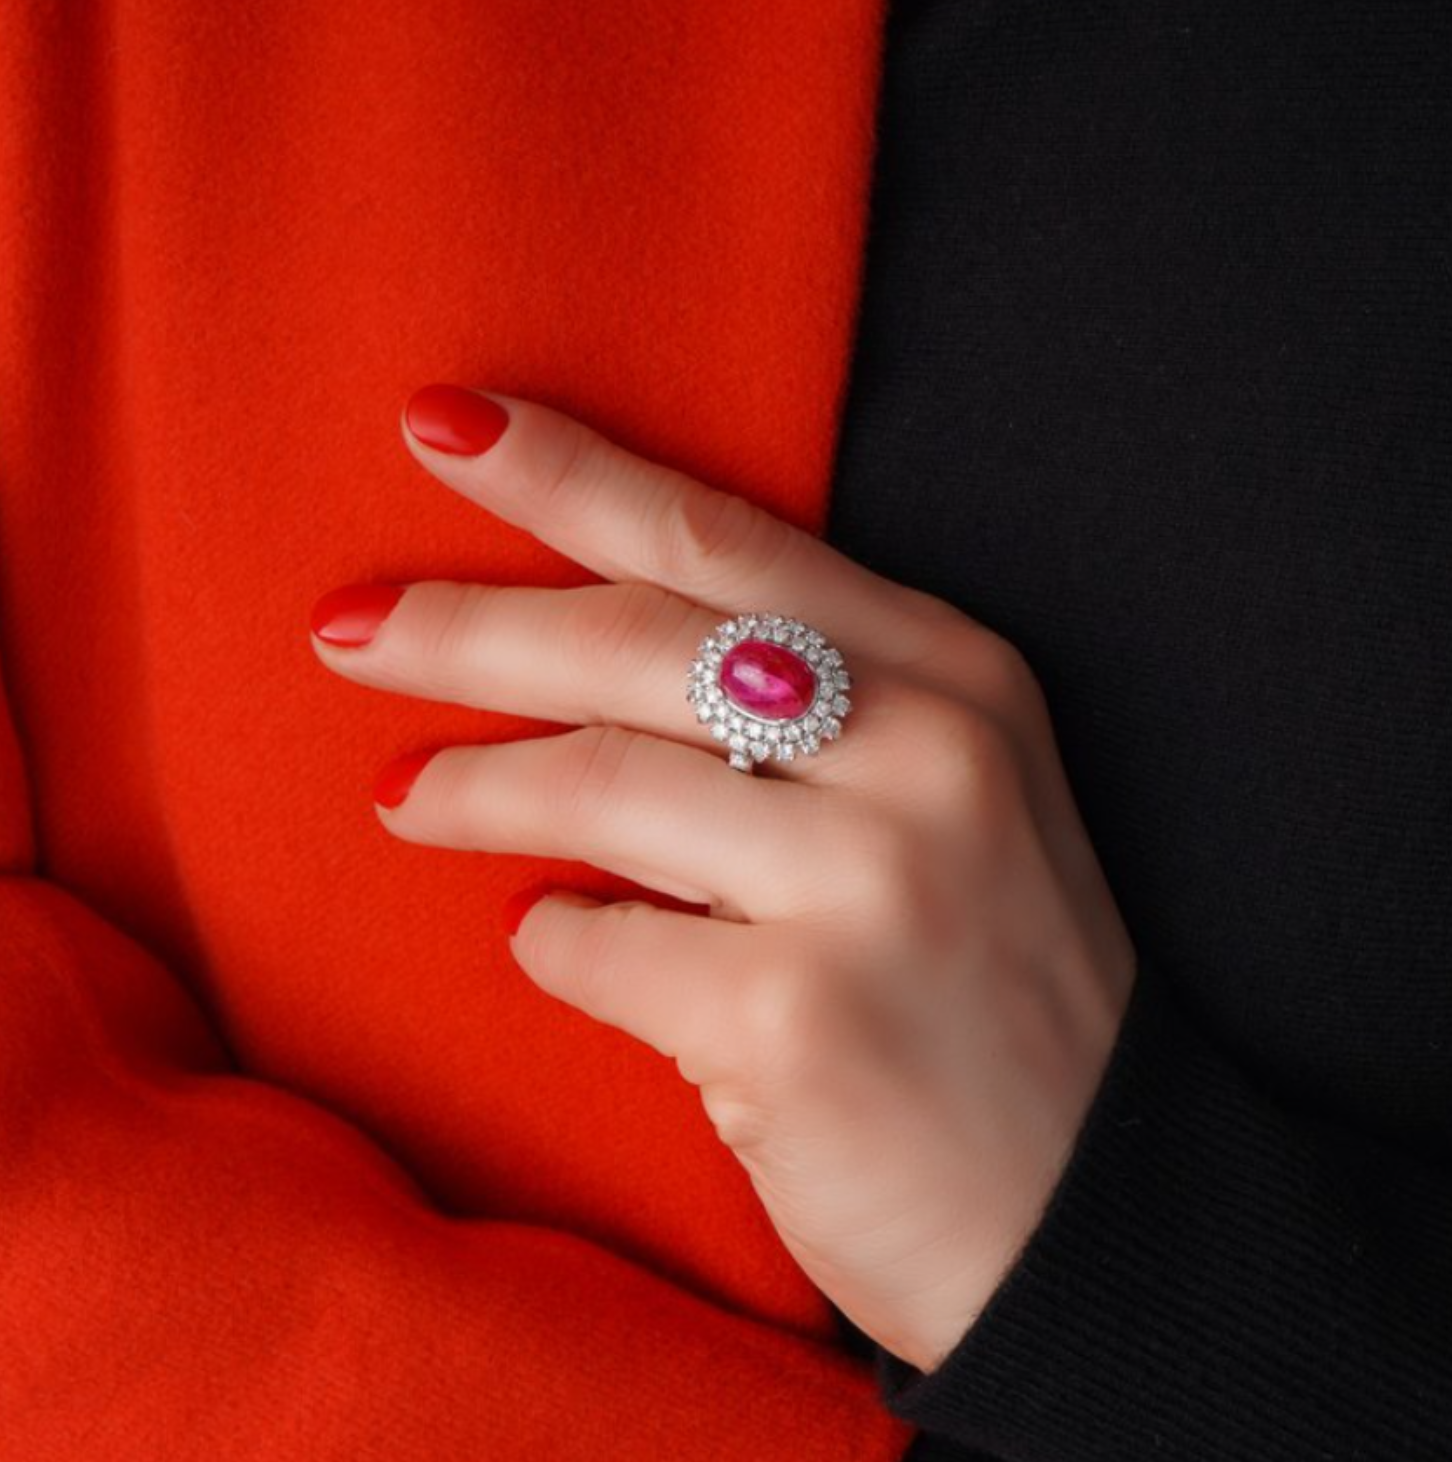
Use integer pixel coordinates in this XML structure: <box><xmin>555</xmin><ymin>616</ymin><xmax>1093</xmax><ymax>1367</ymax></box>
<box><xmin>501</xmin><ymin>881</ymin><xmax>555</xmax><ymax>937</ymax></box>
<box><xmin>404</xmin><ymin>384</ymin><xmax>510</xmax><ymax>456</ymax></box>
<box><xmin>373</xmin><ymin>747</ymin><xmax>440</xmax><ymax>809</ymax></box>
<box><xmin>310</xmin><ymin>583</ymin><xmax>406</xmax><ymax>647</ymax></box>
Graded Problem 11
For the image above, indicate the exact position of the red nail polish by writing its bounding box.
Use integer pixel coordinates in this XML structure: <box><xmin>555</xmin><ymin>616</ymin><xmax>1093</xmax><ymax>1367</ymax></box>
<box><xmin>501</xmin><ymin>881</ymin><xmax>555</xmax><ymax>937</ymax></box>
<box><xmin>310</xmin><ymin>583</ymin><xmax>406</xmax><ymax>647</ymax></box>
<box><xmin>373</xmin><ymin>747</ymin><xmax>440</xmax><ymax>809</ymax></box>
<box><xmin>404</xmin><ymin>384</ymin><xmax>510</xmax><ymax>456</ymax></box>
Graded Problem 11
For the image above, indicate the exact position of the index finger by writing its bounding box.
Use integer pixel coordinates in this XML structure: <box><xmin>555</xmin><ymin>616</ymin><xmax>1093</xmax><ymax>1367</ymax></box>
<box><xmin>399</xmin><ymin>384</ymin><xmax>962</xmax><ymax>669</ymax></box>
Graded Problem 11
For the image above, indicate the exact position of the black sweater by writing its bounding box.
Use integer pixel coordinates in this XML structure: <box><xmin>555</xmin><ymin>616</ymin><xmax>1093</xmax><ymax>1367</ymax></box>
<box><xmin>822</xmin><ymin>2</ymin><xmax>1452</xmax><ymax>1458</ymax></box>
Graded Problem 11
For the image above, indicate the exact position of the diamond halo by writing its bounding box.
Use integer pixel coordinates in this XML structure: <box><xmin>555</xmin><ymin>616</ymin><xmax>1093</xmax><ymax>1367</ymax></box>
<box><xmin>684</xmin><ymin>611</ymin><xmax>854</xmax><ymax>773</ymax></box>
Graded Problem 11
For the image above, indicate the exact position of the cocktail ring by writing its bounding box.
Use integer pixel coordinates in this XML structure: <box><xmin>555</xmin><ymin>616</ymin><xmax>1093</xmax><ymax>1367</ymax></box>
<box><xmin>685</xmin><ymin>611</ymin><xmax>854</xmax><ymax>773</ymax></box>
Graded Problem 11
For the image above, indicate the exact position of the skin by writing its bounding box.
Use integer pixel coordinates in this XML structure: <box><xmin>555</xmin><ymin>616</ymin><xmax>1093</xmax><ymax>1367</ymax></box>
<box><xmin>309</xmin><ymin>388</ymin><xmax>1138</xmax><ymax>1374</ymax></box>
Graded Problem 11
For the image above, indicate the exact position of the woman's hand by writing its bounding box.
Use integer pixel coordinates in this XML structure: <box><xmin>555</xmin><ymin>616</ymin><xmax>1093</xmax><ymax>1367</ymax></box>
<box><xmin>308</xmin><ymin>384</ymin><xmax>1138</xmax><ymax>1375</ymax></box>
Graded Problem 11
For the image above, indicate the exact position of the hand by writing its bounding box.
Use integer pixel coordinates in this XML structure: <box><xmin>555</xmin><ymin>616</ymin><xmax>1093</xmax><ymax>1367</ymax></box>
<box><xmin>308</xmin><ymin>384</ymin><xmax>1138</xmax><ymax>1375</ymax></box>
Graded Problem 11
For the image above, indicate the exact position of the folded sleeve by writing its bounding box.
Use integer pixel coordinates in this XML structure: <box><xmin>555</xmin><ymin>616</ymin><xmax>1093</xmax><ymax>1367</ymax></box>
<box><xmin>0</xmin><ymin>869</ymin><xmax>915</xmax><ymax>1461</ymax></box>
<box><xmin>873</xmin><ymin>960</ymin><xmax>1452</xmax><ymax>1461</ymax></box>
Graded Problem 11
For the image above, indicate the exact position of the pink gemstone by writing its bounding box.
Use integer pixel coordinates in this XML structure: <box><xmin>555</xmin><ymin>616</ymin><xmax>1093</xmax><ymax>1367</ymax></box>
<box><xmin>719</xmin><ymin>639</ymin><xmax>818</xmax><ymax>721</ymax></box>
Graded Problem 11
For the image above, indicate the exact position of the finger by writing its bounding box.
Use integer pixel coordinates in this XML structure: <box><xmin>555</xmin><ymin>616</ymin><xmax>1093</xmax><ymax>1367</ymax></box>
<box><xmin>507</xmin><ymin>890</ymin><xmax>765</xmax><ymax>1083</ymax></box>
<box><xmin>375</xmin><ymin>724</ymin><xmax>836</xmax><ymax>919</ymax></box>
<box><xmin>311</xmin><ymin>577</ymin><xmax>859</xmax><ymax>782</ymax></box>
<box><xmin>398</xmin><ymin>384</ymin><xmax>969</xmax><ymax>671</ymax></box>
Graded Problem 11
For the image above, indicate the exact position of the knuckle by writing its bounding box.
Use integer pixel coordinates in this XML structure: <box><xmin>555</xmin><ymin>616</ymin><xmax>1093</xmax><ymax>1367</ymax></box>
<box><xmin>697</xmin><ymin>1084</ymin><xmax>773</xmax><ymax>1153</ymax></box>
<box><xmin>550</xmin><ymin>723</ymin><xmax>642</xmax><ymax>829</ymax></box>
<box><xmin>568</xmin><ymin>899</ymin><xmax>650</xmax><ymax>1014</ymax></box>
<box><xmin>412</xmin><ymin>583</ymin><xmax>499</xmax><ymax>694</ymax></box>
<box><xmin>652</xmin><ymin>481</ymin><xmax>791</xmax><ymax>590</ymax></box>
<box><xmin>976</xmin><ymin>631</ymin><xmax>1046</xmax><ymax>713</ymax></box>
<box><xmin>529</xmin><ymin>413</ymin><xmax>598</xmax><ymax>507</ymax></box>
<box><xmin>560</xmin><ymin>582</ymin><xmax>689</xmax><ymax>685</ymax></box>
<box><xmin>738</xmin><ymin>953</ymin><xmax>836</xmax><ymax>1089</ymax></box>
<box><xmin>898</xmin><ymin>583</ymin><xmax>976</xmax><ymax>640</ymax></box>
<box><xmin>881</xmin><ymin>586</ymin><xmax>985</xmax><ymax>669</ymax></box>
<box><xmin>836</xmin><ymin>811</ymin><xmax>936</xmax><ymax>932</ymax></box>
<box><xmin>564</xmin><ymin>896</ymin><xmax>622</xmax><ymax>967</ymax></box>
<box><xmin>541</xmin><ymin>415</ymin><xmax>590</xmax><ymax>500</ymax></box>
<box><xmin>894</xmin><ymin>592</ymin><xmax>1046</xmax><ymax>711</ymax></box>
<box><xmin>924</xmin><ymin>699</ymin><xmax>1019</xmax><ymax>809</ymax></box>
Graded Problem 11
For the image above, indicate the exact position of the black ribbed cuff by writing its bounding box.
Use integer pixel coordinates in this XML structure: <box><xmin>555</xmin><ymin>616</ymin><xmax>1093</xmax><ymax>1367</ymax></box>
<box><xmin>872</xmin><ymin>961</ymin><xmax>1272</xmax><ymax>1459</ymax></box>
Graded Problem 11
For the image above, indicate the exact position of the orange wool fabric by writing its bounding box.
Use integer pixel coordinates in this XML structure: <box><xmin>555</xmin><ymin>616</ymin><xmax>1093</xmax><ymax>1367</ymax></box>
<box><xmin>0</xmin><ymin>3</ymin><xmax>919</xmax><ymax>1458</ymax></box>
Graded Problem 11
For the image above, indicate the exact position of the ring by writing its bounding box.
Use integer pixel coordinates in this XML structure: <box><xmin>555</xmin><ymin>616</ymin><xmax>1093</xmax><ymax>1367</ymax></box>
<box><xmin>685</xmin><ymin>611</ymin><xmax>854</xmax><ymax>773</ymax></box>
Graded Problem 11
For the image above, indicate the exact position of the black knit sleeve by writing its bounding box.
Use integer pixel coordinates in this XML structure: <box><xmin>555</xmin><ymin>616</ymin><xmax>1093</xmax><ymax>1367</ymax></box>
<box><xmin>874</xmin><ymin>959</ymin><xmax>1452</xmax><ymax>1461</ymax></box>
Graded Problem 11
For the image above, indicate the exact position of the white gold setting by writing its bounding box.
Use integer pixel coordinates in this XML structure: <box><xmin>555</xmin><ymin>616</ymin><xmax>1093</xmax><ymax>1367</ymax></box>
<box><xmin>684</xmin><ymin>611</ymin><xmax>854</xmax><ymax>773</ymax></box>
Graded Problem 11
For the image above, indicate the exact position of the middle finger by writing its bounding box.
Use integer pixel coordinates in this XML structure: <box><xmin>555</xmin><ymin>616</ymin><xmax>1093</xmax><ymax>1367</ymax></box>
<box><xmin>309</xmin><ymin>577</ymin><xmax>860</xmax><ymax>780</ymax></box>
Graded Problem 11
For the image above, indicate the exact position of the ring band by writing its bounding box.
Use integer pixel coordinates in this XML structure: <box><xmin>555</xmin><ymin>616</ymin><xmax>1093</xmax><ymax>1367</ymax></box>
<box><xmin>685</xmin><ymin>611</ymin><xmax>854</xmax><ymax>773</ymax></box>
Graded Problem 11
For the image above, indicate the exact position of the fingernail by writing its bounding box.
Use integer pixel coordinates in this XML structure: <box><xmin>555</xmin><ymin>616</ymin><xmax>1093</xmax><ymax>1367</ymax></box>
<box><xmin>373</xmin><ymin>747</ymin><xmax>440</xmax><ymax>809</ymax></box>
<box><xmin>404</xmin><ymin>383</ymin><xmax>510</xmax><ymax>456</ymax></box>
<box><xmin>310</xmin><ymin>583</ymin><xmax>406</xmax><ymax>647</ymax></box>
<box><xmin>501</xmin><ymin>881</ymin><xmax>555</xmax><ymax>937</ymax></box>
